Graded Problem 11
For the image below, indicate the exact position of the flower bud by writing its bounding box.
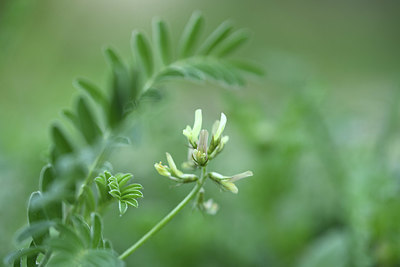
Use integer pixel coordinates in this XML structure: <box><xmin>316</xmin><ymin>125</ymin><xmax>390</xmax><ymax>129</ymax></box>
<box><xmin>154</xmin><ymin>162</ymin><xmax>171</xmax><ymax>177</ymax></box>
<box><xmin>166</xmin><ymin>152</ymin><xmax>184</xmax><ymax>177</ymax></box>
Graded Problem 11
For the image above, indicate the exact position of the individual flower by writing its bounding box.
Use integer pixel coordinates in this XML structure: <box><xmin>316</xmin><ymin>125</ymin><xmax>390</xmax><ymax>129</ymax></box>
<box><xmin>208</xmin><ymin>113</ymin><xmax>228</xmax><ymax>157</ymax></box>
<box><xmin>213</xmin><ymin>112</ymin><xmax>227</xmax><ymax>141</ymax></box>
<box><xmin>202</xmin><ymin>199</ymin><xmax>219</xmax><ymax>215</ymax></box>
<box><xmin>208</xmin><ymin>171</ymin><xmax>253</xmax><ymax>194</ymax></box>
<box><xmin>192</xmin><ymin>130</ymin><xmax>209</xmax><ymax>166</ymax></box>
<box><xmin>196</xmin><ymin>188</ymin><xmax>219</xmax><ymax>215</ymax></box>
<box><xmin>183</xmin><ymin>109</ymin><xmax>202</xmax><ymax>148</ymax></box>
<box><xmin>154</xmin><ymin>162</ymin><xmax>171</xmax><ymax>177</ymax></box>
<box><xmin>154</xmin><ymin>153</ymin><xmax>197</xmax><ymax>183</ymax></box>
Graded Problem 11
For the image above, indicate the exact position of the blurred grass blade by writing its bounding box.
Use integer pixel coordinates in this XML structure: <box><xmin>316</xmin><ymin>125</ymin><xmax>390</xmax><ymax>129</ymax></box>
<box><xmin>178</xmin><ymin>11</ymin><xmax>204</xmax><ymax>58</ymax></box>
<box><xmin>215</xmin><ymin>29</ymin><xmax>250</xmax><ymax>57</ymax></box>
<box><xmin>199</xmin><ymin>20</ymin><xmax>233</xmax><ymax>55</ymax></box>
<box><xmin>131</xmin><ymin>31</ymin><xmax>154</xmax><ymax>78</ymax></box>
<box><xmin>152</xmin><ymin>18</ymin><xmax>171</xmax><ymax>66</ymax></box>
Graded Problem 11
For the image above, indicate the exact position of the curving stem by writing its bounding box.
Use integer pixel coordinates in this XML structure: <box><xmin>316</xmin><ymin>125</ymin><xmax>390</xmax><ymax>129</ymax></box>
<box><xmin>119</xmin><ymin>167</ymin><xmax>207</xmax><ymax>260</ymax></box>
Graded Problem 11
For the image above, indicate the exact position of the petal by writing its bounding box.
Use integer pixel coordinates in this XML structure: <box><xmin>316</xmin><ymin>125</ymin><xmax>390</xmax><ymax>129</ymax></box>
<box><xmin>166</xmin><ymin>152</ymin><xmax>184</xmax><ymax>176</ymax></box>
<box><xmin>192</xmin><ymin>109</ymin><xmax>203</xmax><ymax>141</ymax></box>
<box><xmin>214</xmin><ymin>112</ymin><xmax>227</xmax><ymax>140</ymax></box>
<box><xmin>229</xmin><ymin>171</ymin><xmax>253</xmax><ymax>182</ymax></box>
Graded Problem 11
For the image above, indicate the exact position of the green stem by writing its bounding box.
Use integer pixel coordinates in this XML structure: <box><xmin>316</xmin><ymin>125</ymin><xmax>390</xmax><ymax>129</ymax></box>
<box><xmin>65</xmin><ymin>144</ymin><xmax>110</xmax><ymax>223</ymax></box>
<box><xmin>119</xmin><ymin>167</ymin><xmax>207</xmax><ymax>260</ymax></box>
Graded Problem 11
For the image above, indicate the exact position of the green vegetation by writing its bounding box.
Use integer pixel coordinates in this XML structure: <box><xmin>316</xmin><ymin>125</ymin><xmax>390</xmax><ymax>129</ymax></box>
<box><xmin>1</xmin><ymin>1</ymin><xmax>400</xmax><ymax>266</ymax></box>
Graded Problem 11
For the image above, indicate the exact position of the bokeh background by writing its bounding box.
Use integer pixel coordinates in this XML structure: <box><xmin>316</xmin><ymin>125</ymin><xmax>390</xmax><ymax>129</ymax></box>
<box><xmin>1</xmin><ymin>0</ymin><xmax>400</xmax><ymax>266</ymax></box>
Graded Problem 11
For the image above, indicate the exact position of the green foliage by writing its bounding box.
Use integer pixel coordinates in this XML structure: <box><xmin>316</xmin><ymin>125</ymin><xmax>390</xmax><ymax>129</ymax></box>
<box><xmin>45</xmin><ymin>215</ymin><xmax>123</xmax><ymax>267</ymax></box>
<box><xmin>95</xmin><ymin>171</ymin><xmax>143</xmax><ymax>215</ymax></box>
<box><xmin>6</xmin><ymin>11</ymin><xmax>258</xmax><ymax>266</ymax></box>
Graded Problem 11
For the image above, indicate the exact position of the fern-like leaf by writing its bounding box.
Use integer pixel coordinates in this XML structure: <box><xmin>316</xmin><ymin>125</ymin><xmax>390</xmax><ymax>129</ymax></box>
<box><xmin>152</xmin><ymin>18</ymin><xmax>171</xmax><ymax>66</ymax></box>
<box><xmin>178</xmin><ymin>11</ymin><xmax>204</xmax><ymax>58</ymax></box>
<box><xmin>107</xmin><ymin>173</ymin><xmax>143</xmax><ymax>215</ymax></box>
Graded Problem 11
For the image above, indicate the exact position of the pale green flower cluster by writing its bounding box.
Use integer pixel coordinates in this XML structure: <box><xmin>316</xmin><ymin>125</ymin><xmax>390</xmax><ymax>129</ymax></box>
<box><xmin>154</xmin><ymin>109</ymin><xmax>253</xmax><ymax>214</ymax></box>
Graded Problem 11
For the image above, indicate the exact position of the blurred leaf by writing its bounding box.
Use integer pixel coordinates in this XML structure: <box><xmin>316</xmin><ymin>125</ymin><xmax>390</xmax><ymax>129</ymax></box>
<box><xmin>50</xmin><ymin>124</ymin><xmax>74</xmax><ymax>157</ymax></box>
<box><xmin>228</xmin><ymin>59</ymin><xmax>264</xmax><ymax>76</ymax></box>
<box><xmin>71</xmin><ymin>216</ymin><xmax>91</xmax><ymax>248</ymax></box>
<box><xmin>16</xmin><ymin>221</ymin><xmax>55</xmax><ymax>244</ymax></box>
<box><xmin>297</xmin><ymin>231</ymin><xmax>348</xmax><ymax>267</ymax></box>
<box><xmin>28</xmin><ymin>192</ymin><xmax>49</xmax><ymax>246</ymax></box>
<box><xmin>76</xmin><ymin>96</ymin><xmax>102</xmax><ymax>145</ymax></box>
<box><xmin>83</xmin><ymin>185</ymin><xmax>96</xmax><ymax>218</ymax></box>
<box><xmin>4</xmin><ymin>247</ymin><xmax>45</xmax><ymax>266</ymax></box>
<box><xmin>90</xmin><ymin>213</ymin><xmax>102</xmax><ymax>249</ymax></box>
<box><xmin>61</xmin><ymin>109</ymin><xmax>80</xmax><ymax>129</ymax></box>
<box><xmin>73</xmin><ymin>78</ymin><xmax>108</xmax><ymax>108</ymax></box>
<box><xmin>214</xmin><ymin>29</ymin><xmax>250</xmax><ymax>57</ymax></box>
<box><xmin>152</xmin><ymin>18</ymin><xmax>171</xmax><ymax>66</ymax></box>
<box><xmin>103</xmin><ymin>46</ymin><xmax>124</xmax><ymax>69</ymax></box>
<box><xmin>131</xmin><ymin>31</ymin><xmax>154</xmax><ymax>78</ymax></box>
<box><xmin>178</xmin><ymin>11</ymin><xmax>204</xmax><ymax>58</ymax></box>
<box><xmin>199</xmin><ymin>20</ymin><xmax>233</xmax><ymax>55</ymax></box>
<box><xmin>26</xmin><ymin>241</ymin><xmax>39</xmax><ymax>267</ymax></box>
<box><xmin>39</xmin><ymin>164</ymin><xmax>55</xmax><ymax>193</ymax></box>
<box><xmin>47</xmin><ymin>222</ymin><xmax>122</xmax><ymax>267</ymax></box>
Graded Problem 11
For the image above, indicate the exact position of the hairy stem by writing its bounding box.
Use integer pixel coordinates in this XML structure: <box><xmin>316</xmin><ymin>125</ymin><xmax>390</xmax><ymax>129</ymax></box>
<box><xmin>119</xmin><ymin>167</ymin><xmax>207</xmax><ymax>260</ymax></box>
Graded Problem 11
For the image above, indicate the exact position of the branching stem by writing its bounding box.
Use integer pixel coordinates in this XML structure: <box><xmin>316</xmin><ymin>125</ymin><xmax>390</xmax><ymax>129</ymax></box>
<box><xmin>119</xmin><ymin>167</ymin><xmax>207</xmax><ymax>260</ymax></box>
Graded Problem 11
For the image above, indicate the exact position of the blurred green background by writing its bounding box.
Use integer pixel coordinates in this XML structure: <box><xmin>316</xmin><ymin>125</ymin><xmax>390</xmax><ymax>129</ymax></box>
<box><xmin>1</xmin><ymin>0</ymin><xmax>400</xmax><ymax>266</ymax></box>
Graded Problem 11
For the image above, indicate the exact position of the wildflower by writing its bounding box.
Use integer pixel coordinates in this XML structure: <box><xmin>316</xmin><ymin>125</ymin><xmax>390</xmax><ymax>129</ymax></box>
<box><xmin>183</xmin><ymin>109</ymin><xmax>202</xmax><ymax>148</ymax></box>
<box><xmin>192</xmin><ymin>130</ymin><xmax>208</xmax><ymax>166</ymax></box>
<box><xmin>154</xmin><ymin>162</ymin><xmax>171</xmax><ymax>177</ymax></box>
<box><xmin>154</xmin><ymin>153</ymin><xmax>197</xmax><ymax>183</ymax></box>
<box><xmin>213</xmin><ymin>112</ymin><xmax>227</xmax><ymax>141</ymax></box>
<box><xmin>208</xmin><ymin>171</ymin><xmax>253</xmax><ymax>194</ymax></box>
<box><xmin>208</xmin><ymin>113</ymin><xmax>228</xmax><ymax>156</ymax></box>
